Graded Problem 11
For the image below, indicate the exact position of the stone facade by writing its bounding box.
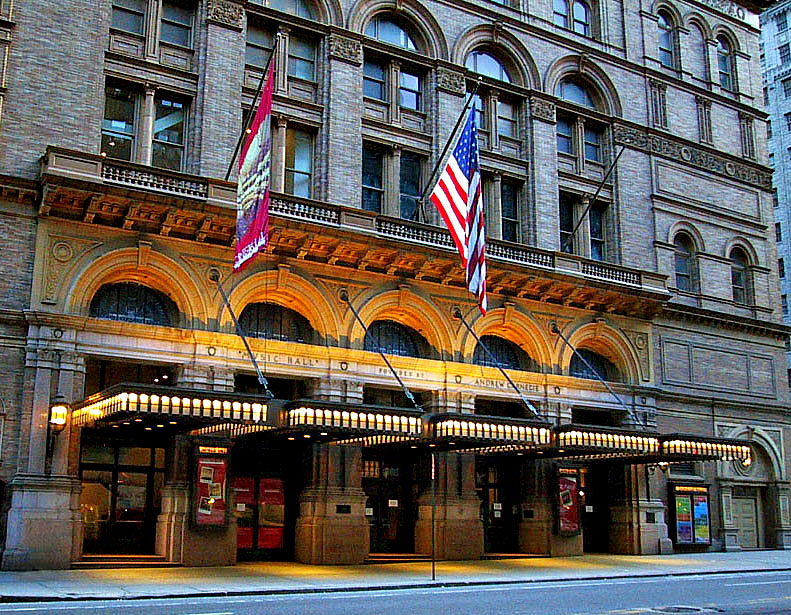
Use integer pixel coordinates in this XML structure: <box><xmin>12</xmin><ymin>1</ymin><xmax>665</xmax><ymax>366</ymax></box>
<box><xmin>0</xmin><ymin>0</ymin><xmax>787</xmax><ymax>570</ymax></box>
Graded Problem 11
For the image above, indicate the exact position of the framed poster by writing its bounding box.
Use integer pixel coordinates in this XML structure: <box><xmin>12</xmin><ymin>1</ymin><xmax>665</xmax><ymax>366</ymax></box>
<box><xmin>193</xmin><ymin>444</ymin><xmax>230</xmax><ymax>528</ymax></box>
<box><xmin>671</xmin><ymin>485</ymin><xmax>710</xmax><ymax>545</ymax></box>
<box><xmin>557</xmin><ymin>468</ymin><xmax>580</xmax><ymax>535</ymax></box>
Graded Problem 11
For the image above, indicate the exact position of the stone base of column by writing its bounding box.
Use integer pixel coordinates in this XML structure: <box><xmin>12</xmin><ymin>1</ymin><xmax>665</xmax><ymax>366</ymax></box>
<box><xmin>721</xmin><ymin>527</ymin><xmax>741</xmax><ymax>551</ymax></box>
<box><xmin>155</xmin><ymin>483</ymin><xmax>188</xmax><ymax>563</ymax></box>
<box><xmin>637</xmin><ymin>500</ymin><xmax>673</xmax><ymax>555</ymax></box>
<box><xmin>609</xmin><ymin>503</ymin><xmax>640</xmax><ymax>555</ymax></box>
<box><xmin>414</xmin><ymin>496</ymin><xmax>483</xmax><ymax>560</ymax></box>
<box><xmin>518</xmin><ymin>501</ymin><xmax>582</xmax><ymax>556</ymax></box>
<box><xmin>294</xmin><ymin>488</ymin><xmax>369</xmax><ymax>564</ymax></box>
<box><xmin>2</xmin><ymin>475</ymin><xmax>81</xmax><ymax>570</ymax></box>
<box><xmin>775</xmin><ymin>529</ymin><xmax>791</xmax><ymax>549</ymax></box>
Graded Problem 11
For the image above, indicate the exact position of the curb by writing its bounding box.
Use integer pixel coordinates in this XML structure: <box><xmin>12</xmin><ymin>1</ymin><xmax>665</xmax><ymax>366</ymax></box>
<box><xmin>2</xmin><ymin>566</ymin><xmax>791</xmax><ymax>603</ymax></box>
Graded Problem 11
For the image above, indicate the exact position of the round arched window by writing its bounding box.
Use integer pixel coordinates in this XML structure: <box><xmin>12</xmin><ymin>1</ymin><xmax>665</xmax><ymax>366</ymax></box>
<box><xmin>570</xmin><ymin>348</ymin><xmax>620</xmax><ymax>382</ymax></box>
<box><xmin>465</xmin><ymin>51</ymin><xmax>511</xmax><ymax>83</ymax></box>
<box><xmin>730</xmin><ymin>247</ymin><xmax>751</xmax><ymax>304</ymax></box>
<box><xmin>555</xmin><ymin>77</ymin><xmax>597</xmax><ymax>109</ymax></box>
<box><xmin>717</xmin><ymin>36</ymin><xmax>734</xmax><ymax>91</ymax></box>
<box><xmin>657</xmin><ymin>10</ymin><xmax>676</xmax><ymax>68</ymax></box>
<box><xmin>365</xmin><ymin>16</ymin><xmax>417</xmax><ymax>50</ymax></box>
<box><xmin>268</xmin><ymin>0</ymin><xmax>315</xmax><ymax>19</ymax></box>
<box><xmin>239</xmin><ymin>302</ymin><xmax>314</xmax><ymax>343</ymax></box>
<box><xmin>90</xmin><ymin>283</ymin><xmax>178</xmax><ymax>327</ymax></box>
<box><xmin>673</xmin><ymin>233</ymin><xmax>697</xmax><ymax>292</ymax></box>
<box><xmin>473</xmin><ymin>335</ymin><xmax>539</xmax><ymax>372</ymax></box>
<box><xmin>364</xmin><ymin>320</ymin><xmax>427</xmax><ymax>358</ymax></box>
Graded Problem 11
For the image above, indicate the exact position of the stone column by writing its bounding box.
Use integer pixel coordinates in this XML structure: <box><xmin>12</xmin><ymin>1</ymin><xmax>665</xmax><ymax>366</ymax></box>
<box><xmin>770</xmin><ymin>483</ymin><xmax>791</xmax><ymax>549</ymax></box>
<box><xmin>385</xmin><ymin>146</ymin><xmax>401</xmax><ymax>218</ymax></box>
<box><xmin>414</xmin><ymin>390</ymin><xmax>483</xmax><ymax>559</ymax></box>
<box><xmin>139</xmin><ymin>86</ymin><xmax>156</xmax><ymax>166</ymax></box>
<box><xmin>273</xmin><ymin>116</ymin><xmax>287</xmax><ymax>193</ymax></box>
<box><xmin>489</xmin><ymin>173</ymin><xmax>503</xmax><ymax>240</ymax></box>
<box><xmin>529</xmin><ymin>96</ymin><xmax>560</xmax><ymax>252</ymax></box>
<box><xmin>294</xmin><ymin>444</ymin><xmax>369</xmax><ymax>564</ymax></box>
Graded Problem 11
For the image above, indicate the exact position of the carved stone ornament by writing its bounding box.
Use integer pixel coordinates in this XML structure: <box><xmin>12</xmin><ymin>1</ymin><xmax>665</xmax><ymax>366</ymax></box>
<box><xmin>206</xmin><ymin>0</ymin><xmax>244</xmax><ymax>30</ymax></box>
<box><xmin>612</xmin><ymin>122</ymin><xmax>771</xmax><ymax>190</ymax></box>
<box><xmin>436</xmin><ymin>67</ymin><xmax>466</xmax><ymax>96</ymax></box>
<box><xmin>624</xmin><ymin>330</ymin><xmax>650</xmax><ymax>382</ymax></box>
<box><xmin>42</xmin><ymin>236</ymin><xmax>102</xmax><ymax>305</ymax></box>
<box><xmin>530</xmin><ymin>97</ymin><xmax>556</xmax><ymax>124</ymax></box>
<box><xmin>328</xmin><ymin>35</ymin><xmax>362</xmax><ymax>65</ymax></box>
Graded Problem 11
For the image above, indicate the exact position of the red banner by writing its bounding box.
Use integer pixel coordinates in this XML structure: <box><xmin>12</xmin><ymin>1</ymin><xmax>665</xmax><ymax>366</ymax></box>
<box><xmin>558</xmin><ymin>474</ymin><xmax>580</xmax><ymax>534</ymax></box>
<box><xmin>234</xmin><ymin>63</ymin><xmax>275</xmax><ymax>271</ymax></box>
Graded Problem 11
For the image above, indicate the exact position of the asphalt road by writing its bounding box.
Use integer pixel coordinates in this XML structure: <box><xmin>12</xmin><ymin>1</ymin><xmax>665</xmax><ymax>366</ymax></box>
<box><xmin>3</xmin><ymin>570</ymin><xmax>791</xmax><ymax>615</ymax></box>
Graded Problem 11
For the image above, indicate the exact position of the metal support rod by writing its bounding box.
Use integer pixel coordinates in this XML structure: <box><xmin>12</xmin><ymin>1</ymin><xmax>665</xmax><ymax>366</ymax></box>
<box><xmin>560</xmin><ymin>144</ymin><xmax>626</xmax><ymax>254</ymax></box>
<box><xmin>416</xmin><ymin>78</ymin><xmax>482</xmax><ymax>223</ymax></box>
<box><xmin>431</xmin><ymin>450</ymin><xmax>436</xmax><ymax>581</ymax></box>
<box><xmin>550</xmin><ymin>321</ymin><xmax>643</xmax><ymax>427</ymax></box>
<box><xmin>210</xmin><ymin>269</ymin><xmax>273</xmax><ymax>398</ymax></box>
<box><xmin>224</xmin><ymin>39</ymin><xmax>279</xmax><ymax>182</ymax></box>
<box><xmin>453</xmin><ymin>307</ymin><xmax>542</xmax><ymax>420</ymax></box>
<box><xmin>340</xmin><ymin>289</ymin><xmax>422</xmax><ymax>412</ymax></box>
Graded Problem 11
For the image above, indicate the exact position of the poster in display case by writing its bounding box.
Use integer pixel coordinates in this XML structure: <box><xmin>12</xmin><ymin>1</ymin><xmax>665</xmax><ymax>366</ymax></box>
<box><xmin>193</xmin><ymin>444</ymin><xmax>230</xmax><ymax>528</ymax></box>
<box><xmin>671</xmin><ymin>484</ymin><xmax>710</xmax><ymax>546</ymax></box>
<box><xmin>557</xmin><ymin>467</ymin><xmax>580</xmax><ymax>536</ymax></box>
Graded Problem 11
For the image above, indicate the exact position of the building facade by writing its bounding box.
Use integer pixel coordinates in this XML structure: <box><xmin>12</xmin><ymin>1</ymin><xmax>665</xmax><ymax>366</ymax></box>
<box><xmin>0</xmin><ymin>0</ymin><xmax>787</xmax><ymax>570</ymax></box>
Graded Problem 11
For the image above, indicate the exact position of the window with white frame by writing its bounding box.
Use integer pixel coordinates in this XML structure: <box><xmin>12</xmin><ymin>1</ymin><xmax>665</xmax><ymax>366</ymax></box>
<box><xmin>717</xmin><ymin>36</ymin><xmax>736</xmax><ymax>92</ymax></box>
<box><xmin>553</xmin><ymin>0</ymin><xmax>593</xmax><ymax>37</ymax></box>
<box><xmin>730</xmin><ymin>247</ymin><xmax>752</xmax><ymax>305</ymax></box>
<box><xmin>657</xmin><ymin>10</ymin><xmax>677</xmax><ymax>69</ymax></box>
<box><xmin>673</xmin><ymin>232</ymin><xmax>698</xmax><ymax>293</ymax></box>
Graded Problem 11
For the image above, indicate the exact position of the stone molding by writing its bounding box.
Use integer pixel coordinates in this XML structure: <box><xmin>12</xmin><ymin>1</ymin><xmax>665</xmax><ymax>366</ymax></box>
<box><xmin>612</xmin><ymin>122</ymin><xmax>771</xmax><ymax>190</ymax></box>
<box><xmin>328</xmin><ymin>34</ymin><xmax>362</xmax><ymax>65</ymax></box>
<box><xmin>206</xmin><ymin>0</ymin><xmax>244</xmax><ymax>30</ymax></box>
<box><xmin>530</xmin><ymin>96</ymin><xmax>556</xmax><ymax>124</ymax></box>
<box><xmin>436</xmin><ymin>66</ymin><xmax>466</xmax><ymax>96</ymax></box>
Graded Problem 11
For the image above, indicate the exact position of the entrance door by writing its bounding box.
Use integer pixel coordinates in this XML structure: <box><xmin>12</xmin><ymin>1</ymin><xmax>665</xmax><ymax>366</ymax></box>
<box><xmin>733</xmin><ymin>497</ymin><xmax>759</xmax><ymax>549</ymax></box>
<box><xmin>581</xmin><ymin>466</ymin><xmax>611</xmax><ymax>553</ymax></box>
<box><xmin>476</xmin><ymin>458</ymin><xmax>520</xmax><ymax>553</ymax></box>
<box><xmin>363</xmin><ymin>454</ymin><xmax>416</xmax><ymax>553</ymax></box>
<box><xmin>79</xmin><ymin>438</ymin><xmax>165</xmax><ymax>554</ymax></box>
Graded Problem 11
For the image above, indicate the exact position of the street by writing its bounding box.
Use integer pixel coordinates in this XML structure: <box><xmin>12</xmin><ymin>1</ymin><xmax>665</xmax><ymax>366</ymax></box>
<box><xmin>2</xmin><ymin>570</ymin><xmax>790</xmax><ymax>615</ymax></box>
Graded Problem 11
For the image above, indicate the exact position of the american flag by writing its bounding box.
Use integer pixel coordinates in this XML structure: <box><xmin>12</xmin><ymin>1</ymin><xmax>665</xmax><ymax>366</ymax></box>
<box><xmin>430</xmin><ymin>110</ymin><xmax>487</xmax><ymax>314</ymax></box>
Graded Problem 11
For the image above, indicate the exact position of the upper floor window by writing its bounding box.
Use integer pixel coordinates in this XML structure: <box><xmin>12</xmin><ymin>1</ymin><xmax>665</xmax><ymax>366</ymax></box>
<box><xmin>399</xmin><ymin>151</ymin><xmax>423</xmax><ymax>220</ymax></box>
<box><xmin>284</xmin><ymin>127</ymin><xmax>312</xmax><ymax>198</ymax></box>
<box><xmin>500</xmin><ymin>179</ymin><xmax>520</xmax><ymax>242</ymax></box>
<box><xmin>780</xmin><ymin>43</ymin><xmax>791</xmax><ymax>66</ymax></box>
<box><xmin>239</xmin><ymin>302</ymin><xmax>314</xmax><ymax>343</ymax></box>
<box><xmin>365</xmin><ymin>16</ymin><xmax>417</xmax><ymax>50</ymax></box>
<box><xmin>717</xmin><ymin>36</ymin><xmax>735</xmax><ymax>91</ymax></box>
<box><xmin>112</xmin><ymin>0</ymin><xmax>145</xmax><ymax>34</ymax></box>
<box><xmin>673</xmin><ymin>233</ymin><xmax>697</xmax><ymax>292</ymax></box>
<box><xmin>102</xmin><ymin>86</ymin><xmax>136</xmax><ymax>162</ymax></box>
<box><xmin>471</xmin><ymin>87</ymin><xmax>522</xmax><ymax>154</ymax></box>
<box><xmin>465</xmin><ymin>51</ymin><xmax>511</xmax><ymax>83</ymax></box>
<box><xmin>246</xmin><ymin>26</ymin><xmax>273</xmax><ymax>68</ymax></box>
<box><xmin>473</xmin><ymin>335</ymin><xmax>539</xmax><ymax>372</ymax></box>
<box><xmin>555</xmin><ymin>77</ymin><xmax>606</xmax><ymax>170</ymax></box>
<box><xmin>556</xmin><ymin>78</ymin><xmax>596</xmax><ymax>109</ymax></box>
<box><xmin>364</xmin><ymin>320</ymin><xmax>428</xmax><ymax>358</ymax></box>
<box><xmin>90</xmin><ymin>283</ymin><xmax>178</xmax><ymax>327</ymax></box>
<box><xmin>362</xmin><ymin>55</ymin><xmax>425</xmax><ymax>118</ymax></box>
<box><xmin>111</xmin><ymin>1</ymin><xmax>194</xmax><ymax>50</ymax></box>
<box><xmin>570</xmin><ymin>348</ymin><xmax>620</xmax><ymax>382</ymax></box>
<box><xmin>554</xmin><ymin>0</ymin><xmax>591</xmax><ymax>36</ymax></box>
<box><xmin>252</xmin><ymin>0</ymin><xmax>315</xmax><ymax>19</ymax></box>
<box><xmin>245</xmin><ymin>25</ymin><xmax>317</xmax><ymax>98</ymax></box>
<box><xmin>559</xmin><ymin>194</ymin><xmax>608</xmax><ymax>260</ymax></box>
<box><xmin>153</xmin><ymin>95</ymin><xmax>186</xmax><ymax>171</ymax></box>
<box><xmin>730</xmin><ymin>247</ymin><xmax>752</xmax><ymax>305</ymax></box>
<box><xmin>362</xmin><ymin>145</ymin><xmax>384</xmax><ymax>213</ymax></box>
<box><xmin>657</xmin><ymin>10</ymin><xmax>676</xmax><ymax>69</ymax></box>
<box><xmin>363</xmin><ymin>59</ymin><xmax>386</xmax><ymax>100</ymax></box>
<box><xmin>777</xmin><ymin>222</ymin><xmax>783</xmax><ymax>242</ymax></box>
<box><xmin>160</xmin><ymin>2</ymin><xmax>193</xmax><ymax>47</ymax></box>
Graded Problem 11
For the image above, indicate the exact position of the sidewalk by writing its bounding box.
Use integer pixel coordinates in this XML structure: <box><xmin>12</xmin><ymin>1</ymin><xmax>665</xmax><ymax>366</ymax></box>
<box><xmin>1</xmin><ymin>550</ymin><xmax>790</xmax><ymax>602</ymax></box>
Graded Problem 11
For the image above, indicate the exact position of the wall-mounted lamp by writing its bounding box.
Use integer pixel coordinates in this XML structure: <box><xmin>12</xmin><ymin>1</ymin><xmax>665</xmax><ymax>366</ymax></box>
<box><xmin>647</xmin><ymin>461</ymin><xmax>669</xmax><ymax>475</ymax></box>
<box><xmin>49</xmin><ymin>394</ymin><xmax>70</xmax><ymax>436</ymax></box>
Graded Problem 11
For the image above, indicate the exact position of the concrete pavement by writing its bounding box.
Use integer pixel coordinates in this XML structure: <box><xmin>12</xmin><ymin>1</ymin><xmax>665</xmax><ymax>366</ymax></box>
<box><xmin>0</xmin><ymin>551</ymin><xmax>790</xmax><ymax>602</ymax></box>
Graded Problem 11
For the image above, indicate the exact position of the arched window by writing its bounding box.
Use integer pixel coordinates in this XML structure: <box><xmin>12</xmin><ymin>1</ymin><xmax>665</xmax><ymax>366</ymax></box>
<box><xmin>573</xmin><ymin>1</ymin><xmax>591</xmax><ymax>36</ymax></box>
<box><xmin>570</xmin><ymin>348</ymin><xmax>620</xmax><ymax>382</ymax></box>
<box><xmin>365</xmin><ymin>16</ymin><xmax>417</xmax><ymax>50</ymax></box>
<box><xmin>657</xmin><ymin>10</ymin><xmax>676</xmax><ymax>69</ymax></box>
<box><xmin>554</xmin><ymin>0</ymin><xmax>570</xmax><ymax>28</ymax></box>
<box><xmin>260</xmin><ymin>0</ymin><xmax>315</xmax><ymax>19</ymax></box>
<box><xmin>688</xmin><ymin>23</ymin><xmax>709</xmax><ymax>82</ymax></box>
<box><xmin>364</xmin><ymin>320</ymin><xmax>427</xmax><ymax>358</ymax></box>
<box><xmin>90</xmin><ymin>282</ymin><xmax>178</xmax><ymax>327</ymax></box>
<box><xmin>673</xmin><ymin>233</ymin><xmax>697</xmax><ymax>292</ymax></box>
<box><xmin>473</xmin><ymin>336</ymin><xmax>540</xmax><ymax>372</ymax></box>
<box><xmin>730</xmin><ymin>247</ymin><xmax>751</xmax><ymax>304</ymax></box>
<box><xmin>555</xmin><ymin>77</ymin><xmax>596</xmax><ymax>109</ymax></box>
<box><xmin>717</xmin><ymin>36</ymin><xmax>735</xmax><ymax>91</ymax></box>
<box><xmin>465</xmin><ymin>51</ymin><xmax>511</xmax><ymax>83</ymax></box>
<box><xmin>239</xmin><ymin>303</ymin><xmax>314</xmax><ymax>343</ymax></box>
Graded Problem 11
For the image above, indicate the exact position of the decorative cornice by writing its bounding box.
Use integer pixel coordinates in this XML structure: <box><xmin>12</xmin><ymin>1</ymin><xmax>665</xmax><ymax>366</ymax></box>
<box><xmin>328</xmin><ymin>34</ymin><xmax>362</xmax><ymax>66</ymax></box>
<box><xmin>612</xmin><ymin>122</ymin><xmax>771</xmax><ymax>190</ymax></box>
<box><xmin>530</xmin><ymin>96</ymin><xmax>556</xmax><ymax>124</ymax></box>
<box><xmin>436</xmin><ymin>66</ymin><xmax>466</xmax><ymax>96</ymax></box>
<box><xmin>206</xmin><ymin>0</ymin><xmax>244</xmax><ymax>30</ymax></box>
<box><xmin>662</xmin><ymin>303</ymin><xmax>791</xmax><ymax>339</ymax></box>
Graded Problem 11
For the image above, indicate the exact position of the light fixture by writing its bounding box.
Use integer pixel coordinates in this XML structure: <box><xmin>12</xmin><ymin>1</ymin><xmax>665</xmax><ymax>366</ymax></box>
<box><xmin>49</xmin><ymin>394</ymin><xmax>70</xmax><ymax>436</ymax></box>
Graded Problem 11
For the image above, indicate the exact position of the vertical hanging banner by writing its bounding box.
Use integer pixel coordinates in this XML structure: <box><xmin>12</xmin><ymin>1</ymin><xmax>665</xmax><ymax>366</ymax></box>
<box><xmin>234</xmin><ymin>63</ymin><xmax>275</xmax><ymax>271</ymax></box>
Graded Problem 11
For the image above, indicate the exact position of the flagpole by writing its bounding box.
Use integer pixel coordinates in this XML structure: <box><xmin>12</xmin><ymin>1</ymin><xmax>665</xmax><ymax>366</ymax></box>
<box><xmin>416</xmin><ymin>78</ymin><xmax>482</xmax><ymax>223</ymax></box>
<box><xmin>225</xmin><ymin>38</ymin><xmax>279</xmax><ymax>182</ymax></box>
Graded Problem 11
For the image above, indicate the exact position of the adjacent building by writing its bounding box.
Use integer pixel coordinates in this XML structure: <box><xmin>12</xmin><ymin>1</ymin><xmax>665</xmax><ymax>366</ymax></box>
<box><xmin>0</xmin><ymin>0</ymin><xmax>786</xmax><ymax>570</ymax></box>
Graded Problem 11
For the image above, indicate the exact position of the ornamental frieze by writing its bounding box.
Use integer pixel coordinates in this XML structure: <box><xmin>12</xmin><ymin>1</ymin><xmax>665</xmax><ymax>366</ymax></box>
<box><xmin>436</xmin><ymin>67</ymin><xmax>466</xmax><ymax>96</ymax></box>
<box><xmin>206</xmin><ymin>0</ymin><xmax>244</xmax><ymax>30</ymax></box>
<box><xmin>530</xmin><ymin>96</ymin><xmax>556</xmax><ymax>124</ymax></box>
<box><xmin>328</xmin><ymin>35</ymin><xmax>362</xmax><ymax>65</ymax></box>
<box><xmin>613</xmin><ymin>123</ymin><xmax>771</xmax><ymax>190</ymax></box>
